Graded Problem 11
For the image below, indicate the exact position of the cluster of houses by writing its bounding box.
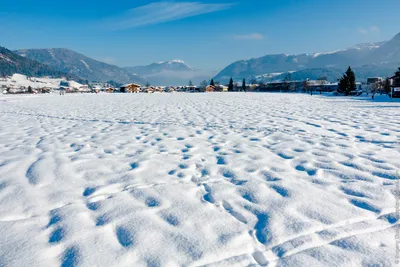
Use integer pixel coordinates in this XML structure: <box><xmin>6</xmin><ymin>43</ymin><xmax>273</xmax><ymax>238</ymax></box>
<box><xmin>2</xmin><ymin>71</ymin><xmax>399</xmax><ymax>98</ymax></box>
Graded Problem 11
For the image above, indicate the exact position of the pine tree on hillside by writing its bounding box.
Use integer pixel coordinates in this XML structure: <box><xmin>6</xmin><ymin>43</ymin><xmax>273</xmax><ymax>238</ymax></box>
<box><xmin>210</xmin><ymin>79</ymin><xmax>215</xmax><ymax>86</ymax></box>
<box><xmin>242</xmin><ymin>78</ymin><xmax>246</xmax><ymax>91</ymax></box>
<box><xmin>228</xmin><ymin>78</ymin><xmax>234</xmax><ymax>92</ymax></box>
<box><xmin>395</xmin><ymin>67</ymin><xmax>400</xmax><ymax>77</ymax></box>
<box><xmin>338</xmin><ymin>66</ymin><xmax>356</xmax><ymax>96</ymax></box>
<box><xmin>189</xmin><ymin>80</ymin><xmax>193</xmax><ymax>87</ymax></box>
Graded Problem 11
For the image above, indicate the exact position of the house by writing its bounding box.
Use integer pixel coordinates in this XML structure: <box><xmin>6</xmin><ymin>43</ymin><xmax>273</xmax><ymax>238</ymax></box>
<box><xmin>120</xmin><ymin>83</ymin><xmax>141</xmax><ymax>93</ymax></box>
<box><xmin>154</xmin><ymin>86</ymin><xmax>164</xmax><ymax>93</ymax></box>
<box><xmin>206</xmin><ymin>85</ymin><xmax>215</xmax><ymax>92</ymax></box>
<box><xmin>78</xmin><ymin>85</ymin><xmax>91</xmax><ymax>93</ymax></box>
<box><xmin>186</xmin><ymin>86</ymin><xmax>197</xmax><ymax>92</ymax></box>
<box><xmin>217</xmin><ymin>85</ymin><xmax>228</xmax><ymax>92</ymax></box>
<box><xmin>257</xmin><ymin>81</ymin><xmax>302</xmax><ymax>92</ymax></box>
<box><xmin>390</xmin><ymin>75</ymin><xmax>400</xmax><ymax>98</ymax></box>
<box><xmin>106</xmin><ymin>87</ymin><xmax>115</xmax><ymax>93</ymax></box>
<box><xmin>39</xmin><ymin>87</ymin><xmax>53</xmax><ymax>94</ymax></box>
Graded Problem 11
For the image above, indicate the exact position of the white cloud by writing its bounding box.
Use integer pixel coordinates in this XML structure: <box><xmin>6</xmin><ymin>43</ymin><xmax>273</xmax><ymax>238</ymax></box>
<box><xmin>358</xmin><ymin>28</ymin><xmax>368</xmax><ymax>34</ymax></box>
<box><xmin>233</xmin><ymin>33</ymin><xmax>264</xmax><ymax>40</ymax></box>
<box><xmin>103</xmin><ymin>1</ymin><xmax>234</xmax><ymax>30</ymax></box>
<box><xmin>358</xmin><ymin>26</ymin><xmax>380</xmax><ymax>35</ymax></box>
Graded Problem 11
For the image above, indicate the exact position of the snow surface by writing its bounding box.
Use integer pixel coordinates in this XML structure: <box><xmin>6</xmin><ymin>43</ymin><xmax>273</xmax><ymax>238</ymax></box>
<box><xmin>0</xmin><ymin>74</ymin><xmax>83</xmax><ymax>89</ymax></box>
<box><xmin>0</xmin><ymin>93</ymin><xmax>399</xmax><ymax>267</ymax></box>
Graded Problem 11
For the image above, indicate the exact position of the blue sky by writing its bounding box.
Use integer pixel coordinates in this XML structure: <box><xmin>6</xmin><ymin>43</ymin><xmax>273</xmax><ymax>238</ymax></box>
<box><xmin>1</xmin><ymin>0</ymin><xmax>400</xmax><ymax>71</ymax></box>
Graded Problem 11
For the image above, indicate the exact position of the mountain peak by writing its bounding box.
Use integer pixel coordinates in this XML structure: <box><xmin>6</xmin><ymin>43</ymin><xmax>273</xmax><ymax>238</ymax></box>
<box><xmin>169</xmin><ymin>59</ymin><xmax>185</xmax><ymax>64</ymax></box>
<box><xmin>391</xmin><ymin>32</ymin><xmax>400</xmax><ymax>41</ymax></box>
<box><xmin>151</xmin><ymin>59</ymin><xmax>194</xmax><ymax>70</ymax></box>
<box><xmin>157</xmin><ymin>59</ymin><xmax>187</xmax><ymax>65</ymax></box>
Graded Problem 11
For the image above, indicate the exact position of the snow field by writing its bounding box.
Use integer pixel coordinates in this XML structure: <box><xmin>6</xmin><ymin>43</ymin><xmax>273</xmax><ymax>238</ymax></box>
<box><xmin>0</xmin><ymin>93</ymin><xmax>399</xmax><ymax>266</ymax></box>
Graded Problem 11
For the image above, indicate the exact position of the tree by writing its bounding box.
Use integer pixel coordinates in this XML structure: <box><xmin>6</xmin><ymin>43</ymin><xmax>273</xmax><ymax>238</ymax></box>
<box><xmin>249</xmin><ymin>78</ymin><xmax>257</xmax><ymax>85</ymax></box>
<box><xmin>338</xmin><ymin>66</ymin><xmax>356</xmax><ymax>96</ymax></box>
<box><xmin>396</xmin><ymin>67</ymin><xmax>400</xmax><ymax>77</ymax></box>
<box><xmin>210</xmin><ymin>79</ymin><xmax>215</xmax><ymax>86</ymax></box>
<box><xmin>228</xmin><ymin>78</ymin><xmax>234</xmax><ymax>92</ymax></box>
<box><xmin>145</xmin><ymin>81</ymin><xmax>151</xmax><ymax>87</ymax></box>
<box><xmin>200</xmin><ymin>80</ymin><xmax>207</xmax><ymax>91</ymax></box>
<box><xmin>284</xmin><ymin>73</ymin><xmax>292</xmax><ymax>82</ymax></box>
<box><xmin>188</xmin><ymin>80</ymin><xmax>193</xmax><ymax>87</ymax></box>
<box><xmin>242</xmin><ymin>78</ymin><xmax>246</xmax><ymax>91</ymax></box>
<box><xmin>383</xmin><ymin>78</ymin><xmax>391</xmax><ymax>95</ymax></box>
<box><xmin>28</xmin><ymin>86</ymin><xmax>33</xmax><ymax>94</ymax></box>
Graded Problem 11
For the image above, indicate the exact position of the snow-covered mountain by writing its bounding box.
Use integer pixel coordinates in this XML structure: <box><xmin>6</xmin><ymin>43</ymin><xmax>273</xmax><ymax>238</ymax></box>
<box><xmin>125</xmin><ymin>60</ymin><xmax>194</xmax><ymax>75</ymax></box>
<box><xmin>15</xmin><ymin>48</ymin><xmax>146</xmax><ymax>85</ymax></box>
<box><xmin>125</xmin><ymin>60</ymin><xmax>214</xmax><ymax>86</ymax></box>
<box><xmin>214</xmin><ymin>33</ymin><xmax>400</xmax><ymax>83</ymax></box>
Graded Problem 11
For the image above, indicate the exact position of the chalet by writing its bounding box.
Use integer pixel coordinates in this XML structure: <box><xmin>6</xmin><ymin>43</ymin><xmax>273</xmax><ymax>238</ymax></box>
<box><xmin>154</xmin><ymin>86</ymin><xmax>164</xmax><ymax>93</ymax></box>
<box><xmin>120</xmin><ymin>83</ymin><xmax>141</xmax><ymax>93</ymax></box>
<box><xmin>206</xmin><ymin>85</ymin><xmax>215</xmax><ymax>92</ymax></box>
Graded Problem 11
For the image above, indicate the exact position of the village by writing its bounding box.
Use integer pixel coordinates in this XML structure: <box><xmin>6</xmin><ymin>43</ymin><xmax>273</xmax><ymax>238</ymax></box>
<box><xmin>1</xmin><ymin>69</ymin><xmax>400</xmax><ymax>98</ymax></box>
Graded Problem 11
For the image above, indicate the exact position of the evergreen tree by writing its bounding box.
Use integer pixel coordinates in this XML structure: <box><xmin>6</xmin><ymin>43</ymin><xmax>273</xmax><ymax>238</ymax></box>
<box><xmin>228</xmin><ymin>78</ymin><xmax>234</xmax><ymax>92</ymax></box>
<box><xmin>338</xmin><ymin>66</ymin><xmax>356</xmax><ymax>96</ymax></box>
<box><xmin>396</xmin><ymin>67</ymin><xmax>400</xmax><ymax>76</ymax></box>
<box><xmin>383</xmin><ymin>78</ymin><xmax>391</xmax><ymax>95</ymax></box>
<box><xmin>242</xmin><ymin>78</ymin><xmax>246</xmax><ymax>91</ymax></box>
<box><xmin>189</xmin><ymin>80</ymin><xmax>193</xmax><ymax>87</ymax></box>
<box><xmin>210</xmin><ymin>79</ymin><xmax>215</xmax><ymax>86</ymax></box>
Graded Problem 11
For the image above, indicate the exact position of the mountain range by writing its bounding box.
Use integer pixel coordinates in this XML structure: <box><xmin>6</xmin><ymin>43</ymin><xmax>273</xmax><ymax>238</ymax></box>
<box><xmin>124</xmin><ymin>60</ymin><xmax>214</xmax><ymax>86</ymax></box>
<box><xmin>15</xmin><ymin>48</ymin><xmax>147</xmax><ymax>85</ymax></box>
<box><xmin>0</xmin><ymin>46</ymin><xmax>77</xmax><ymax>80</ymax></box>
<box><xmin>2</xmin><ymin>32</ymin><xmax>400</xmax><ymax>86</ymax></box>
<box><xmin>214</xmin><ymin>32</ymin><xmax>400</xmax><ymax>83</ymax></box>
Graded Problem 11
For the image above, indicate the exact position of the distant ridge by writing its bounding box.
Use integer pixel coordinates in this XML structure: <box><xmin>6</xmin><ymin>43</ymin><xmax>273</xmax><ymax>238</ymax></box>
<box><xmin>214</xmin><ymin>32</ymin><xmax>400</xmax><ymax>83</ymax></box>
<box><xmin>15</xmin><ymin>48</ymin><xmax>146</xmax><ymax>85</ymax></box>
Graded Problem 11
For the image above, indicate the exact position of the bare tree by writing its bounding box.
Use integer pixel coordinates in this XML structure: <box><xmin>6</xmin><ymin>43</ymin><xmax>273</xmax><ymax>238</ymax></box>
<box><xmin>370</xmin><ymin>81</ymin><xmax>380</xmax><ymax>99</ymax></box>
<box><xmin>199</xmin><ymin>80</ymin><xmax>207</xmax><ymax>92</ymax></box>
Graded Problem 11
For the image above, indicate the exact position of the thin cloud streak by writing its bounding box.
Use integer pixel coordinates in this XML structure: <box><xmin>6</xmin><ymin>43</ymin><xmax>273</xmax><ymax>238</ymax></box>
<box><xmin>103</xmin><ymin>1</ymin><xmax>235</xmax><ymax>30</ymax></box>
<box><xmin>358</xmin><ymin>26</ymin><xmax>380</xmax><ymax>35</ymax></box>
<box><xmin>233</xmin><ymin>33</ymin><xmax>264</xmax><ymax>40</ymax></box>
